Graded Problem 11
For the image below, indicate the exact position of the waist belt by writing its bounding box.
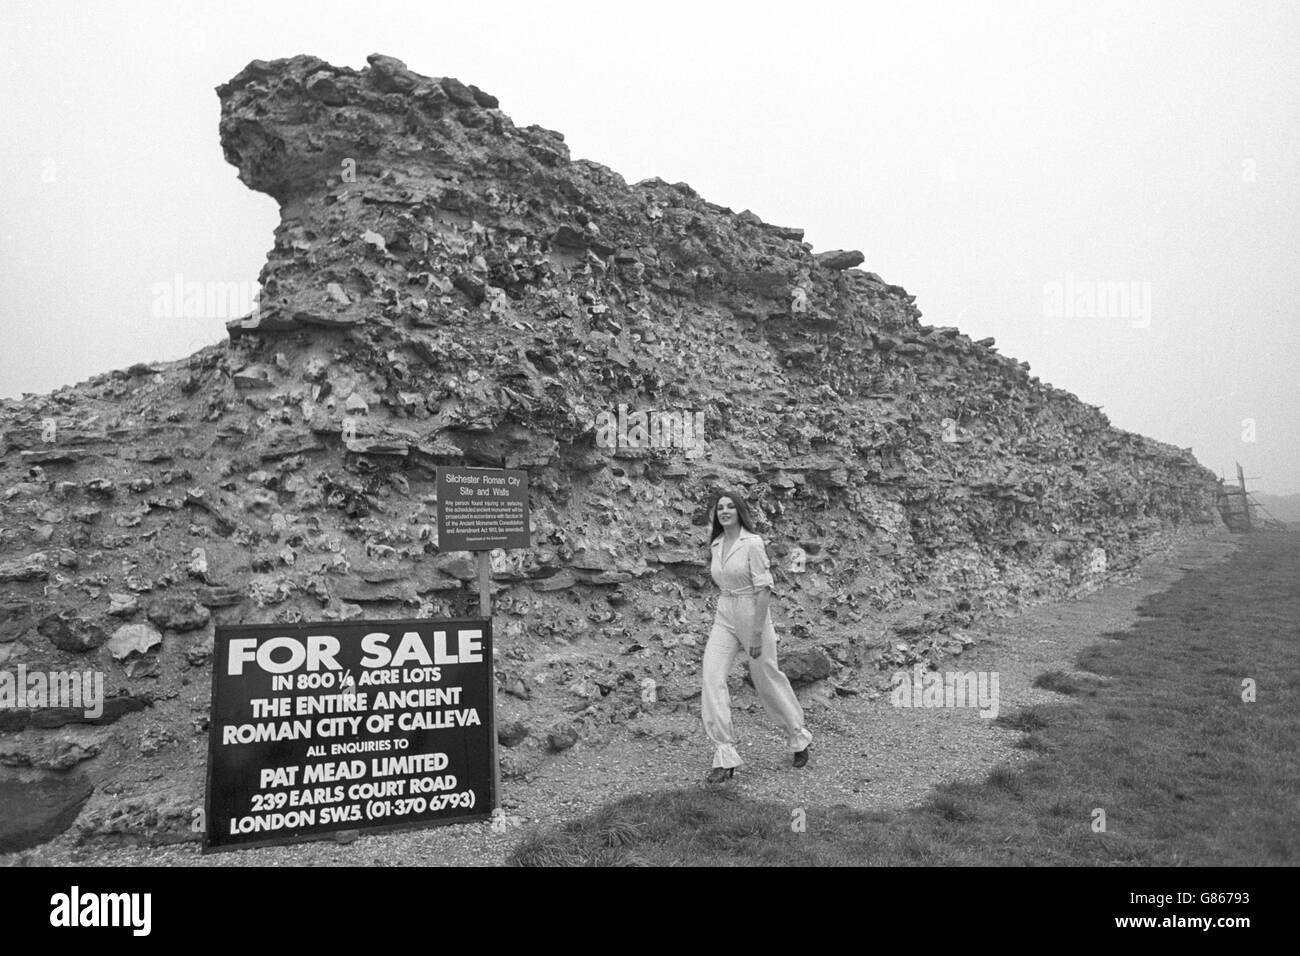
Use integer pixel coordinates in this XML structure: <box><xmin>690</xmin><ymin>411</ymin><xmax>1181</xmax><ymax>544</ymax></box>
<box><xmin>719</xmin><ymin>586</ymin><xmax>761</xmax><ymax>597</ymax></box>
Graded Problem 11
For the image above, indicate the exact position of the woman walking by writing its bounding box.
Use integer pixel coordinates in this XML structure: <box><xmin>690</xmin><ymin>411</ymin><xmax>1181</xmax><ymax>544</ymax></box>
<box><xmin>701</xmin><ymin>489</ymin><xmax>813</xmax><ymax>783</ymax></box>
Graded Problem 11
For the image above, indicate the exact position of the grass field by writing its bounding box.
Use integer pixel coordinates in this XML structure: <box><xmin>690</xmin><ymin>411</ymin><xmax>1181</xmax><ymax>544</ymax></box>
<box><xmin>509</xmin><ymin>531</ymin><xmax>1300</xmax><ymax>866</ymax></box>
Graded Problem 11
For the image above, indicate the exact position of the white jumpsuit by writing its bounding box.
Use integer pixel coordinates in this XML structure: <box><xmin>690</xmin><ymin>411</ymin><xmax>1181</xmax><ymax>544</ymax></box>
<box><xmin>702</xmin><ymin>529</ymin><xmax>814</xmax><ymax>769</ymax></box>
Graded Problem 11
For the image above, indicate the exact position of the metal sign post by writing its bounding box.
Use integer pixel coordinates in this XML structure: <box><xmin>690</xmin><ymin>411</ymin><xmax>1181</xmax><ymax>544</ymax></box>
<box><xmin>476</xmin><ymin>550</ymin><xmax>500</xmax><ymax>810</ymax></box>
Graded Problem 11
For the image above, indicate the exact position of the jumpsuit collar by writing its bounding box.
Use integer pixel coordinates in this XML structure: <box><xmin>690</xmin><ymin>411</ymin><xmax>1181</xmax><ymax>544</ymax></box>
<box><xmin>713</xmin><ymin>528</ymin><xmax>756</xmax><ymax>565</ymax></box>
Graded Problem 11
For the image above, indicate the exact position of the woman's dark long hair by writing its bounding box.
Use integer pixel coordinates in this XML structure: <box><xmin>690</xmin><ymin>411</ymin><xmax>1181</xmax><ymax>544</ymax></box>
<box><xmin>707</xmin><ymin>488</ymin><xmax>758</xmax><ymax>543</ymax></box>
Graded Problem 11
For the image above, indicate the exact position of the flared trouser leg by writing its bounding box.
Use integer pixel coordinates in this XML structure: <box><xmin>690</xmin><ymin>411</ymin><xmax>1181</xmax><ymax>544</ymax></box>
<box><xmin>701</xmin><ymin>620</ymin><xmax>745</xmax><ymax>768</ymax></box>
<box><xmin>701</xmin><ymin>607</ymin><xmax>813</xmax><ymax>768</ymax></box>
<box><xmin>748</xmin><ymin>634</ymin><xmax>814</xmax><ymax>753</ymax></box>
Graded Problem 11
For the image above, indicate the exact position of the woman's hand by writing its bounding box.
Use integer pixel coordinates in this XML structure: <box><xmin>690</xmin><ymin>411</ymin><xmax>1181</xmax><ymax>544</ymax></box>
<box><xmin>747</xmin><ymin>641</ymin><xmax>763</xmax><ymax>659</ymax></box>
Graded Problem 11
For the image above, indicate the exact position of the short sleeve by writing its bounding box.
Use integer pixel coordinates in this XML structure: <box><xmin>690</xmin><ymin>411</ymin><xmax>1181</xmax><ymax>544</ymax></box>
<box><xmin>747</xmin><ymin>537</ymin><xmax>775</xmax><ymax>589</ymax></box>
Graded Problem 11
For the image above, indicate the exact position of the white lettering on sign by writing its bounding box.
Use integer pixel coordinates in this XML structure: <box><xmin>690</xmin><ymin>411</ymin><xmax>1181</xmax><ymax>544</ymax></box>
<box><xmin>227</xmin><ymin>635</ymin><xmax>342</xmax><ymax>676</ymax></box>
<box><xmin>360</xmin><ymin>630</ymin><xmax>484</xmax><ymax>668</ymax></box>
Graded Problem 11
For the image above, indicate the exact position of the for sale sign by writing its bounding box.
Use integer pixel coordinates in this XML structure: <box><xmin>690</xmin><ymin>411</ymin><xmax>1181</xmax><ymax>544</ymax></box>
<box><xmin>204</xmin><ymin>618</ymin><xmax>494</xmax><ymax>852</ymax></box>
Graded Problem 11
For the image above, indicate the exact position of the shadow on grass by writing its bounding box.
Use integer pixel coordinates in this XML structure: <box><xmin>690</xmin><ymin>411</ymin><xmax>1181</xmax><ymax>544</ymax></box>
<box><xmin>1033</xmin><ymin>670</ymin><xmax>1084</xmax><ymax>695</ymax></box>
<box><xmin>995</xmin><ymin>708</ymin><xmax>1049</xmax><ymax>732</ymax></box>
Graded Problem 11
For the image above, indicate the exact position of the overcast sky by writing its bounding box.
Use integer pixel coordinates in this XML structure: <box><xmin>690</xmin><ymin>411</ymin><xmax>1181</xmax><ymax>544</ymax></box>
<box><xmin>2</xmin><ymin>0</ymin><xmax>1296</xmax><ymax>493</ymax></box>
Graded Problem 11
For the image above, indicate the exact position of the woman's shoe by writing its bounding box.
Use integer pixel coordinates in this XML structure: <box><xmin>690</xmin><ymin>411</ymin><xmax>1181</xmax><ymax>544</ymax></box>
<box><xmin>792</xmin><ymin>746</ymin><xmax>811</xmax><ymax>768</ymax></box>
<box><xmin>705</xmin><ymin>766</ymin><xmax>735</xmax><ymax>784</ymax></box>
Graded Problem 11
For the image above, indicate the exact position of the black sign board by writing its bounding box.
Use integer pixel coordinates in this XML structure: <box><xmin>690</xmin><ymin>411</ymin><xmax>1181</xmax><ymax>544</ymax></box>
<box><xmin>205</xmin><ymin>618</ymin><xmax>494</xmax><ymax>851</ymax></box>
<box><xmin>437</xmin><ymin>467</ymin><xmax>530</xmax><ymax>551</ymax></box>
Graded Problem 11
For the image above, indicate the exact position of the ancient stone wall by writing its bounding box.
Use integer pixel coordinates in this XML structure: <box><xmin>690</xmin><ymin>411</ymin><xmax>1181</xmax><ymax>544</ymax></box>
<box><xmin>0</xmin><ymin>54</ymin><xmax>1222</xmax><ymax>848</ymax></box>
